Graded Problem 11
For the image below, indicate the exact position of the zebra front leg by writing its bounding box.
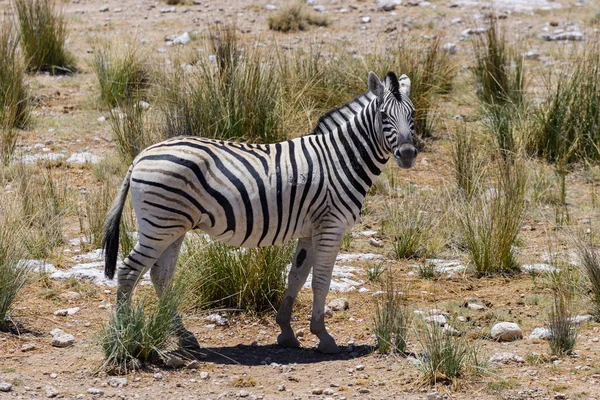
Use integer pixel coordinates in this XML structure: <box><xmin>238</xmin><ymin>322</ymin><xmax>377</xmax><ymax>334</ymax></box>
<box><xmin>276</xmin><ymin>238</ymin><xmax>313</xmax><ymax>348</ymax></box>
<box><xmin>310</xmin><ymin>232</ymin><xmax>343</xmax><ymax>354</ymax></box>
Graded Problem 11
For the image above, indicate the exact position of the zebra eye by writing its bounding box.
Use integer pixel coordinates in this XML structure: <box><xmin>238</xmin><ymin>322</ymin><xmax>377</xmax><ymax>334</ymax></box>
<box><xmin>380</xmin><ymin>111</ymin><xmax>387</xmax><ymax>119</ymax></box>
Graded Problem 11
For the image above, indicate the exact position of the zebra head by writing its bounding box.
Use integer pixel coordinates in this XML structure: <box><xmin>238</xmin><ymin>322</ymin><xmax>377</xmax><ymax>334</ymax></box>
<box><xmin>368</xmin><ymin>71</ymin><xmax>418</xmax><ymax>169</ymax></box>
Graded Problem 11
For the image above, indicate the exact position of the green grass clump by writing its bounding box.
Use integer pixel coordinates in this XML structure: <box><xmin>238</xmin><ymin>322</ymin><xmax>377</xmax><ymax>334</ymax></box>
<box><xmin>179</xmin><ymin>236</ymin><xmax>294</xmax><ymax>313</ymax></box>
<box><xmin>79</xmin><ymin>181</ymin><xmax>115</xmax><ymax>249</ymax></box>
<box><xmin>14</xmin><ymin>0</ymin><xmax>76</xmax><ymax>74</ymax></box>
<box><xmin>373</xmin><ymin>274</ymin><xmax>410</xmax><ymax>354</ymax></box>
<box><xmin>547</xmin><ymin>271</ymin><xmax>578</xmax><ymax>356</ymax></box>
<box><xmin>100</xmin><ymin>285</ymin><xmax>183</xmax><ymax>372</ymax></box>
<box><xmin>0</xmin><ymin>202</ymin><xmax>29</xmax><ymax>331</ymax></box>
<box><xmin>109</xmin><ymin>101</ymin><xmax>156</xmax><ymax>163</ymax></box>
<box><xmin>0</xmin><ymin>18</ymin><xmax>29</xmax><ymax>164</ymax></box>
<box><xmin>161</xmin><ymin>24</ymin><xmax>287</xmax><ymax>143</ymax></box>
<box><xmin>384</xmin><ymin>191</ymin><xmax>437</xmax><ymax>259</ymax></box>
<box><xmin>529</xmin><ymin>41</ymin><xmax>600</xmax><ymax>163</ymax></box>
<box><xmin>573</xmin><ymin>238</ymin><xmax>600</xmax><ymax>320</ymax></box>
<box><xmin>451</xmin><ymin>126</ymin><xmax>487</xmax><ymax>199</ymax></box>
<box><xmin>456</xmin><ymin>161</ymin><xmax>527</xmax><ymax>276</ymax></box>
<box><xmin>268</xmin><ymin>2</ymin><xmax>329</xmax><ymax>32</ymax></box>
<box><xmin>92</xmin><ymin>40</ymin><xmax>151</xmax><ymax>108</ymax></box>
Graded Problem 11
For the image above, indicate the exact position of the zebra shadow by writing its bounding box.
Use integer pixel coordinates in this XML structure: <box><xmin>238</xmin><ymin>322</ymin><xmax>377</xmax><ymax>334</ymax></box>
<box><xmin>184</xmin><ymin>344</ymin><xmax>374</xmax><ymax>366</ymax></box>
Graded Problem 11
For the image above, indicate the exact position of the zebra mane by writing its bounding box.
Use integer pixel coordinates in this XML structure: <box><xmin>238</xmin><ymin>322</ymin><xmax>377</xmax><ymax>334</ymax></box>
<box><xmin>310</xmin><ymin>92</ymin><xmax>376</xmax><ymax>136</ymax></box>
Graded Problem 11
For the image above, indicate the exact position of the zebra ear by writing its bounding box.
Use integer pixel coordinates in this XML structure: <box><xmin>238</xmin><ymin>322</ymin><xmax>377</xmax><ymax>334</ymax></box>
<box><xmin>368</xmin><ymin>71</ymin><xmax>384</xmax><ymax>100</ymax></box>
<box><xmin>398</xmin><ymin>74</ymin><xmax>411</xmax><ymax>97</ymax></box>
<box><xmin>383</xmin><ymin>71</ymin><xmax>400</xmax><ymax>94</ymax></box>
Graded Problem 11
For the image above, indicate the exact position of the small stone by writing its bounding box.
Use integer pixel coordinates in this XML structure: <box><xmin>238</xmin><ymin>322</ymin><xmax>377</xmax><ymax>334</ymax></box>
<box><xmin>359</xmin><ymin>388</ymin><xmax>370</xmax><ymax>394</ymax></box>
<box><xmin>238</xmin><ymin>390</ymin><xmax>249</xmax><ymax>398</ymax></box>
<box><xmin>442</xmin><ymin>42</ymin><xmax>457</xmax><ymax>55</ymax></box>
<box><xmin>488</xmin><ymin>352</ymin><xmax>525</xmax><ymax>365</ymax></box>
<box><xmin>377</xmin><ymin>0</ymin><xmax>402</xmax><ymax>11</ymax></box>
<box><xmin>50</xmin><ymin>373</ymin><xmax>57</xmax><ymax>379</ymax></box>
<box><xmin>172</xmin><ymin>32</ymin><xmax>191</xmax><ymax>45</ymax></box>
<box><xmin>542</xmin><ymin>31</ymin><xmax>584</xmax><ymax>41</ymax></box>
<box><xmin>200</xmin><ymin>371</ymin><xmax>210</xmax><ymax>380</ymax></box>
<box><xmin>443</xmin><ymin>324</ymin><xmax>461</xmax><ymax>336</ymax></box>
<box><xmin>361</xmin><ymin>16</ymin><xmax>371</xmax><ymax>23</ymax></box>
<box><xmin>327</xmin><ymin>298</ymin><xmax>349</xmax><ymax>311</ymax></box>
<box><xmin>87</xmin><ymin>388</ymin><xmax>104</xmax><ymax>395</ymax></box>
<box><xmin>99</xmin><ymin>5</ymin><xmax>109</xmax><ymax>12</ymax></box>
<box><xmin>467</xmin><ymin>303</ymin><xmax>485</xmax><ymax>311</ymax></box>
<box><xmin>278</xmin><ymin>384</ymin><xmax>285</xmax><ymax>391</ymax></box>
<box><xmin>529</xmin><ymin>327</ymin><xmax>551</xmax><ymax>340</ymax></box>
<box><xmin>571</xmin><ymin>314</ymin><xmax>594</xmax><ymax>324</ymax></box>
<box><xmin>265</xmin><ymin>4</ymin><xmax>277</xmax><ymax>11</ymax></box>
<box><xmin>165</xmin><ymin>354</ymin><xmax>185</xmax><ymax>368</ymax></box>
<box><xmin>369</xmin><ymin>238</ymin><xmax>383</xmax><ymax>248</ymax></box>
<box><xmin>355</xmin><ymin>364</ymin><xmax>365</xmax><ymax>371</ymax></box>
<box><xmin>21</xmin><ymin>343</ymin><xmax>36</xmax><ymax>352</ymax></box>
<box><xmin>312</xmin><ymin>389</ymin><xmax>324</xmax><ymax>395</ymax></box>
<box><xmin>153</xmin><ymin>372</ymin><xmax>164</xmax><ymax>380</ymax></box>
<box><xmin>323</xmin><ymin>388</ymin><xmax>335</xmax><ymax>395</ymax></box>
<box><xmin>427</xmin><ymin>394</ymin><xmax>443</xmax><ymax>400</ymax></box>
<box><xmin>107</xmin><ymin>377</ymin><xmax>128</xmax><ymax>387</ymax></box>
<box><xmin>45</xmin><ymin>386</ymin><xmax>58</xmax><ymax>398</ymax></box>
<box><xmin>524</xmin><ymin>50</ymin><xmax>541</xmax><ymax>60</ymax></box>
<box><xmin>0</xmin><ymin>383</ymin><xmax>12</xmax><ymax>392</ymax></box>
<box><xmin>186</xmin><ymin>360</ymin><xmax>201</xmax><ymax>370</ymax></box>
<box><xmin>51</xmin><ymin>329</ymin><xmax>75</xmax><ymax>348</ymax></box>
<box><xmin>490</xmin><ymin>322</ymin><xmax>523</xmax><ymax>342</ymax></box>
<box><xmin>424</xmin><ymin>315</ymin><xmax>447</xmax><ymax>326</ymax></box>
<box><xmin>554</xmin><ymin>393</ymin><xmax>567</xmax><ymax>400</ymax></box>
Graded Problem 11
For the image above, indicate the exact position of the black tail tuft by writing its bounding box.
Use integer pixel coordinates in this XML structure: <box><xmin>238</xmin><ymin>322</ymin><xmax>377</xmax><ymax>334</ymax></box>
<box><xmin>103</xmin><ymin>167</ymin><xmax>132</xmax><ymax>280</ymax></box>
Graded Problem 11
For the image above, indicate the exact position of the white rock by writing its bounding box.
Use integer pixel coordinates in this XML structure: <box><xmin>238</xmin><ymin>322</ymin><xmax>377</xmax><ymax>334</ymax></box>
<box><xmin>488</xmin><ymin>352</ymin><xmax>525</xmax><ymax>364</ymax></box>
<box><xmin>327</xmin><ymin>298</ymin><xmax>349</xmax><ymax>311</ymax></box>
<box><xmin>442</xmin><ymin>42</ymin><xmax>457</xmax><ymax>55</ymax></box>
<box><xmin>265</xmin><ymin>4</ymin><xmax>277</xmax><ymax>10</ymax></box>
<box><xmin>153</xmin><ymin>372</ymin><xmax>164</xmax><ymax>380</ymax></box>
<box><xmin>200</xmin><ymin>371</ymin><xmax>210</xmax><ymax>380</ymax></box>
<box><xmin>87</xmin><ymin>388</ymin><xmax>103</xmax><ymax>395</ymax></box>
<box><xmin>238</xmin><ymin>389</ymin><xmax>249</xmax><ymax>398</ymax></box>
<box><xmin>45</xmin><ymin>386</ymin><xmax>59</xmax><ymax>398</ymax></box>
<box><xmin>172</xmin><ymin>32</ymin><xmax>191</xmax><ymax>45</ymax></box>
<box><xmin>529</xmin><ymin>327</ymin><xmax>551</xmax><ymax>340</ymax></box>
<box><xmin>107</xmin><ymin>377</ymin><xmax>128</xmax><ymax>387</ymax></box>
<box><xmin>205</xmin><ymin>313</ymin><xmax>228</xmax><ymax>326</ymax></box>
<box><xmin>99</xmin><ymin>5</ymin><xmax>109</xmax><ymax>12</ymax></box>
<box><xmin>18</xmin><ymin>259</ymin><xmax>57</xmax><ymax>273</ymax></box>
<box><xmin>522</xmin><ymin>263</ymin><xmax>559</xmax><ymax>273</ymax></box>
<box><xmin>67</xmin><ymin>152</ymin><xmax>100</xmax><ymax>164</ymax></box>
<box><xmin>377</xmin><ymin>0</ymin><xmax>402</xmax><ymax>11</ymax></box>
<box><xmin>358</xmin><ymin>287</ymin><xmax>370</xmax><ymax>293</ymax></box>
<box><xmin>21</xmin><ymin>343</ymin><xmax>36</xmax><ymax>352</ymax></box>
<box><xmin>50</xmin><ymin>329</ymin><xmax>75</xmax><ymax>348</ymax></box>
<box><xmin>361</xmin><ymin>16</ymin><xmax>371</xmax><ymax>23</ymax></box>
<box><xmin>524</xmin><ymin>50</ymin><xmax>541</xmax><ymax>60</ymax></box>
<box><xmin>571</xmin><ymin>314</ymin><xmax>594</xmax><ymax>324</ymax></box>
<box><xmin>369</xmin><ymin>238</ymin><xmax>383</xmax><ymax>248</ymax></box>
<box><xmin>542</xmin><ymin>31</ymin><xmax>584</xmax><ymax>41</ymax></box>
<box><xmin>425</xmin><ymin>315</ymin><xmax>447</xmax><ymax>326</ymax></box>
<box><xmin>490</xmin><ymin>322</ymin><xmax>523</xmax><ymax>342</ymax></box>
<box><xmin>138</xmin><ymin>101</ymin><xmax>150</xmax><ymax>110</ymax></box>
<box><xmin>467</xmin><ymin>303</ymin><xmax>485</xmax><ymax>311</ymax></box>
<box><xmin>160</xmin><ymin>7</ymin><xmax>176</xmax><ymax>13</ymax></box>
<box><xmin>443</xmin><ymin>324</ymin><xmax>461</xmax><ymax>336</ymax></box>
<box><xmin>0</xmin><ymin>383</ymin><xmax>12</xmax><ymax>392</ymax></box>
<box><xmin>461</xmin><ymin>27</ymin><xmax>487</xmax><ymax>38</ymax></box>
<box><xmin>54</xmin><ymin>307</ymin><xmax>80</xmax><ymax>316</ymax></box>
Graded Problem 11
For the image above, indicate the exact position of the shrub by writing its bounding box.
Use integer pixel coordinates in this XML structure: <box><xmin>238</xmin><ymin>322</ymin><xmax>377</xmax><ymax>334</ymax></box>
<box><xmin>472</xmin><ymin>15</ymin><xmax>524</xmax><ymax>106</ymax></box>
<box><xmin>384</xmin><ymin>191</ymin><xmax>437</xmax><ymax>259</ymax></box>
<box><xmin>529</xmin><ymin>40</ymin><xmax>599</xmax><ymax>163</ymax></box>
<box><xmin>451</xmin><ymin>126</ymin><xmax>487</xmax><ymax>199</ymax></box>
<box><xmin>268</xmin><ymin>2</ymin><xmax>329</xmax><ymax>32</ymax></box>
<box><xmin>179</xmin><ymin>236</ymin><xmax>294</xmax><ymax>313</ymax></box>
<box><xmin>456</xmin><ymin>160</ymin><xmax>527</xmax><ymax>276</ymax></box>
<box><xmin>100</xmin><ymin>283</ymin><xmax>183</xmax><ymax>372</ymax></box>
<box><xmin>14</xmin><ymin>0</ymin><xmax>76</xmax><ymax>74</ymax></box>
<box><xmin>0</xmin><ymin>202</ymin><xmax>29</xmax><ymax>332</ymax></box>
<box><xmin>0</xmin><ymin>18</ymin><xmax>29</xmax><ymax>164</ymax></box>
<box><xmin>574</xmin><ymin>237</ymin><xmax>600</xmax><ymax>320</ymax></box>
<box><xmin>92</xmin><ymin>40</ymin><xmax>151</xmax><ymax>108</ymax></box>
<box><xmin>548</xmin><ymin>279</ymin><xmax>578</xmax><ymax>356</ymax></box>
<box><xmin>373</xmin><ymin>273</ymin><xmax>410</xmax><ymax>354</ymax></box>
<box><xmin>160</xmin><ymin>25</ymin><xmax>286</xmax><ymax>143</ymax></box>
<box><xmin>416</xmin><ymin>319</ymin><xmax>473</xmax><ymax>384</ymax></box>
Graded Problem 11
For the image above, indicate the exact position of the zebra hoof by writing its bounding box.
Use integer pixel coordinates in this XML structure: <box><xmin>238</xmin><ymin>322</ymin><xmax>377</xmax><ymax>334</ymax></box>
<box><xmin>277</xmin><ymin>332</ymin><xmax>300</xmax><ymax>348</ymax></box>
<box><xmin>317</xmin><ymin>337</ymin><xmax>340</xmax><ymax>354</ymax></box>
<box><xmin>178</xmin><ymin>332</ymin><xmax>202</xmax><ymax>353</ymax></box>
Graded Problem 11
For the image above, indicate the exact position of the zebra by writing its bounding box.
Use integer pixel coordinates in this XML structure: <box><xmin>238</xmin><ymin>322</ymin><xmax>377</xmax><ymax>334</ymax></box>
<box><xmin>103</xmin><ymin>71</ymin><xmax>418</xmax><ymax>354</ymax></box>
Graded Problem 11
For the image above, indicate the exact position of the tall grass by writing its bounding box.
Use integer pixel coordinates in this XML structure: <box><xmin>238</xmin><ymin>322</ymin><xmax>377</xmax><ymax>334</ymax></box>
<box><xmin>109</xmin><ymin>101</ymin><xmax>155</xmax><ymax>163</ymax></box>
<box><xmin>268</xmin><ymin>2</ymin><xmax>329</xmax><ymax>32</ymax></box>
<box><xmin>574</xmin><ymin>237</ymin><xmax>600</xmax><ymax>320</ymax></box>
<box><xmin>14</xmin><ymin>0</ymin><xmax>76</xmax><ymax>74</ymax></box>
<box><xmin>384</xmin><ymin>190</ymin><xmax>438</xmax><ymax>259</ymax></box>
<box><xmin>79</xmin><ymin>181</ymin><xmax>115</xmax><ymax>249</ymax></box>
<box><xmin>416</xmin><ymin>318</ymin><xmax>474</xmax><ymax>384</ymax></box>
<box><xmin>92</xmin><ymin>40</ymin><xmax>151</xmax><ymax>108</ymax></box>
<box><xmin>373</xmin><ymin>273</ymin><xmax>410</xmax><ymax>354</ymax></box>
<box><xmin>547</xmin><ymin>267</ymin><xmax>578</xmax><ymax>356</ymax></box>
<box><xmin>100</xmin><ymin>283</ymin><xmax>183</xmax><ymax>372</ymax></box>
<box><xmin>0</xmin><ymin>201</ymin><xmax>29</xmax><ymax>331</ymax></box>
<box><xmin>456</xmin><ymin>160</ymin><xmax>527</xmax><ymax>276</ymax></box>
<box><xmin>179</xmin><ymin>236</ymin><xmax>294</xmax><ymax>313</ymax></box>
<box><xmin>528</xmin><ymin>41</ymin><xmax>600</xmax><ymax>163</ymax></box>
<box><xmin>451</xmin><ymin>126</ymin><xmax>487</xmax><ymax>199</ymax></box>
<box><xmin>0</xmin><ymin>18</ymin><xmax>30</xmax><ymax>164</ymax></box>
<box><xmin>160</xmin><ymin>24</ymin><xmax>286</xmax><ymax>143</ymax></box>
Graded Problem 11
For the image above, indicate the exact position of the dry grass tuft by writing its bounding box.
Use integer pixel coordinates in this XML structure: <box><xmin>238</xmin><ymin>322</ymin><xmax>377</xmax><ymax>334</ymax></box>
<box><xmin>268</xmin><ymin>2</ymin><xmax>329</xmax><ymax>33</ymax></box>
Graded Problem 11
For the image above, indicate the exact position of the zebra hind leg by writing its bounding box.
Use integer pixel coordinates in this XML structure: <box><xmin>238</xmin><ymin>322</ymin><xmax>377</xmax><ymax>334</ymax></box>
<box><xmin>276</xmin><ymin>238</ymin><xmax>313</xmax><ymax>348</ymax></box>
<box><xmin>149</xmin><ymin>235</ymin><xmax>201</xmax><ymax>353</ymax></box>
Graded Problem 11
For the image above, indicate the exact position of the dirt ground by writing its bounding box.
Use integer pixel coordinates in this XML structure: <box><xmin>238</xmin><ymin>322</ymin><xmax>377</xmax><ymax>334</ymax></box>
<box><xmin>2</xmin><ymin>0</ymin><xmax>600</xmax><ymax>399</ymax></box>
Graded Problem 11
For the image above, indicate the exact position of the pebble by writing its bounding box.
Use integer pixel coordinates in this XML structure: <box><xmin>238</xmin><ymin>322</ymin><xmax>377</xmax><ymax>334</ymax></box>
<box><xmin>238</xmin><ymin>390</ymin><xmax>249</xmax><ymax>398</ymax></box>
<box><xmin>427</xmin><ymin>394</ymin><xmax>443</xmax><ymax>400</ymax></box>
<box><xmin>21</xmin><ymin>343</ymin><xmax>36</xmax><ymax>352</ymax></box>
<box><xmin>153</xmin><ymin>372</ymin><xmax>164</xmax><ymax>380</ymax></box>
<box><xmin>490</xmin><ymin>322</ymin><xmax>523</xmax><ymax>342</ymax></box>
<box><xmin>186</xmin><ymin>360</ymin><xmax>201</xmax><ymax>369</ymax></box>
<box><xmin>424</xmin><ymin>314</ymin><xmax>447</xmax><ymax>326</ymax></box>
<box><xmin>312</xmin><ymin>389</ymin><xmax>324</xmax><ymax>395</ymax></box>
<box><xmin>164</xmin><ymin>354</ymin><xmax>185</xmax><ymax>368</ymax></box>
<box><xmin>442</xmin><ymin>42</ymin><xmax>457</xmax><ymax>55</ymax></box>
<box><xmin>99</xmin><ymin>5</ymin><xmax>109</xmax><ymax>12</ymax></box>
<box><xmin>488</xmin><ymin>352</ymin><xmax>525</xmax><ymax>364</ymax></box>
<box><xmin>369</xmin><ymin>238</ymin><xmax>383</xmax><ymax>248</ymax></box>
<box><xmin>50</xmin><ymin>328</ymin><xmax>75</xmax><ymax>348</ymax></box>
<box><xmin>45</xmin><ymin>386</ymin><xmax>59</xmax><ymax>398</ymax></box>
<box><xmin>87</xmin><ymin>388</ymin><xmax>103</xmax><ymax>395</ymax></box>
<box><xmin>467</xmin><ymin>303</ymin><xmax>485</xmax><ymax>311</ymax></box>
<box><xmin>172</xmin><ymin>32</ymin><xmax>191</xmax><ymax>45</ymax></box>
<box><xmin>278</xmin><ymin>384</ymin><xmax>286</xmax><ymax>391</ymax></box>
<box><xmin>377</xmin><ymin>0</ymin><xmax>402</xmax><ymax>11</ymax></box>
<box><xmin>54</xmin><ymin>307</ymin><xmax>80</xmax><ymax>316</ymax></box>
<box><xmin>327</xmin><ymin>298</ymin><xmax>349</xmax><ymax>311</ymax></box>
<box><xmin>107</xmin><ymin>377</ymin><xmax>128</xmax><ymax>387</ymax></box>
<box><xmin>200</xmin><ymin>371</ymin><xmax>210</xmax><ymax>380</ymax></box>
<box><xmin>0</xmin><ymin>383</ymin><xmax>12</xmax><ymax>392</ymax></box>
<box><xmin>542</xmin><ymin>31</ymin><xmax>584</xmax><ymax>41</ymax></box>
<box><xmin>355</xmin><ymin>364</ymin><xmax>365</xmax><ymax>371</ymax></box>
<box><xmin>265</xmin><ymin>4</ymin><xmax>277</xmax><ymax>11</ymax></box>
<box><xmin>529</xmin><ymin>327</ymin><xmax>551</xmax><ymax>340</ymax></box>
<box><xmin>361</xmin><ymin>16</ymin><xmax>371</xmax><ymax>23</ymax></box>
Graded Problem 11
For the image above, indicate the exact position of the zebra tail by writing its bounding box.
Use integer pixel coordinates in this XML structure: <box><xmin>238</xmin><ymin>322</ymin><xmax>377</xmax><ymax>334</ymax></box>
<box><xmin>103</xmin><ymin>166</ymin><xmax>133</xmax><ymax>280</ymax></box>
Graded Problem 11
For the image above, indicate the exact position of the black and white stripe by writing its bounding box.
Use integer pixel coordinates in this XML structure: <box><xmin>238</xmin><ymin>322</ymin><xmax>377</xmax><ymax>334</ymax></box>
<box><xmin>102</xmin><ymin>71</ymin><xmax>417</xmax><ymax>354</ymax></box>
